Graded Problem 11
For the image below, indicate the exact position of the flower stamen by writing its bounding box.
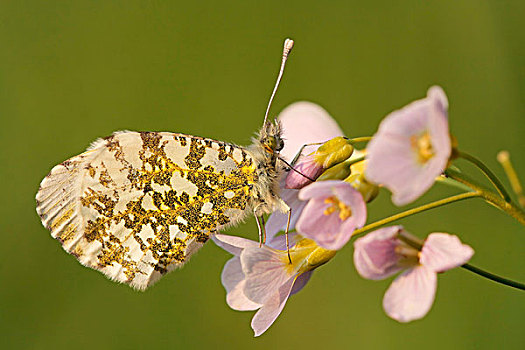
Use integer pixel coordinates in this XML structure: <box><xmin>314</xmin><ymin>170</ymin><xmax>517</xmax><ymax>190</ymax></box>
<box><xmin>411</xmin><ymin>131</ymin><xmax>435</xmax><ymax>164</ymax></box>
<box><xmin>323</xmin><ymin>196</ymin><xmax>352</xmax><ymax>220</ymax></box>
<box><xmin>394</xmin><ymin>244</ymin><xmax>419</xmax><ymax>258</ymax></box>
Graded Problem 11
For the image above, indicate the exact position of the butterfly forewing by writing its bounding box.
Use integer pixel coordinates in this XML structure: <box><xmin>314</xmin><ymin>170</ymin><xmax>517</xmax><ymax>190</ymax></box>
<box><xmin>36</xmin><ymin>131</ymin><xmax>258</xmax><ymax>290</ymax></box>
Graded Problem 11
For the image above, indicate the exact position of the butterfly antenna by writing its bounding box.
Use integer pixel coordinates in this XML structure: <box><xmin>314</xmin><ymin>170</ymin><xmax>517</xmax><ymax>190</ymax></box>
<box><xmin>278</xmin><ymin>156</ymin><xmax>316</xmax><ymax>182</ymax></box>
<box><xmin>263</xmin><ymin>38</ymin><xmax>294</xmax><ymax>125</ymax></box>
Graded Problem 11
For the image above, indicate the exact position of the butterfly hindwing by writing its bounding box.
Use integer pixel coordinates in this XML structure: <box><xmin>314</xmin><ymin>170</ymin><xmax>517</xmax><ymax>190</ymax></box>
<box><xmin>36</xmin><ymin>131</ymin><xmax>258</xmax><ymax>290</ymax></box>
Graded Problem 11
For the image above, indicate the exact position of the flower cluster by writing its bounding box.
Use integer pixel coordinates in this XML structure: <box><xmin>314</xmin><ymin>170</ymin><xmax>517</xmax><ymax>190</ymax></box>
<box><xmin>211</xmin><ymin>87</ymin><xmax>524</xmax><ymax>336</ymax></box>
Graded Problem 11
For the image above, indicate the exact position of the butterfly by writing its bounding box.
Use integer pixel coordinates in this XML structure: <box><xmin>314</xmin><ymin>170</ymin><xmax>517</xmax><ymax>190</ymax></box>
<box><xmin>36</xmin><ymin>39</ymin><xmax>297</xmax><ymax>290</ymax></box>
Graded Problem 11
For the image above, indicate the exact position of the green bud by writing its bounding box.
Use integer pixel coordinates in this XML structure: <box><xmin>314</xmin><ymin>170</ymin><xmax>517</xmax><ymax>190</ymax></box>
<box><xmin>314</xmin><ymin>137</ymin><xmax>354</xmax><ymax>169</ymax></box>
<box><xmin>306</xmin><ymin>247</ymin><xmax>337</xmax><ymax>270</ymax></box>
<box><xmin>345</xmin><ymin>173</ymin><xmax>380</xmax><ymax>203</ymax></box>
<box><xmin>317</xmin><ymin>159</ymin><xmax>352</xmax><ymax>181</ymax></box>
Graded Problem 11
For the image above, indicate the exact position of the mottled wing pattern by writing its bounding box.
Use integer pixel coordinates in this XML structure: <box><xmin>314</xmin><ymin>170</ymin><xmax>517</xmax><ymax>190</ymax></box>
<box><xmin>36</xmin><ymin>131</ymin><xmax>257</xmax><ymax>290</ymax></box>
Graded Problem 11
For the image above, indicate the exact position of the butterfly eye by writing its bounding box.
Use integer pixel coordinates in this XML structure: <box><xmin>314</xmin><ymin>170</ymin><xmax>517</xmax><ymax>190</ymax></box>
<box><xmin>264</xmin><ymin>137</ymin><xmax>276</xmax><ymax>149</ymax></box>
<box><xmin>276</xmin><ymin>137</ymin><xmax>284</xmax><ymax>151</ymax></box>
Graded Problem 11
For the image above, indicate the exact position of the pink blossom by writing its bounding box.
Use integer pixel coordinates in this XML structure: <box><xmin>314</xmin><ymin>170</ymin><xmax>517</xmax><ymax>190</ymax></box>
<box><xmin>353</xmin><ymin>226</ymin><xmax>474</xmax><ymax>322</ymax></box>
<box><xmin>366</xmin><ymin>86</ymin><xmax>451</xmax><ymax>206</ymax></box>
<box><xmin>213</xmin><ymin>233</ymin><xmax>334</xmax><ymax>336</ymax></box>
<box><xmin>296</xmin><ymin>180</ymin><xmax>367</xmax><ymax>250</ymax></box>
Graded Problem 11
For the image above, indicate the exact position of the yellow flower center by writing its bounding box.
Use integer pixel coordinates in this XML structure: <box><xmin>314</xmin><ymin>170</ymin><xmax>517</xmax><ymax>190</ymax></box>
<box><xmin>323</xmin><ymin>196</ymin><xmax>352</xmax><ymax>221</ymax></box>
<box><xmin>411</xmin><ymin>131</ymin><xmax>435</xmax><ymax>164</ymax></box>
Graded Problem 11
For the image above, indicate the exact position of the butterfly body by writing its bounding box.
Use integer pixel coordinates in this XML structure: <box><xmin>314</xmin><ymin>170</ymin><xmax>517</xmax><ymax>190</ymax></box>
<box><xmin>36</xmin><ymin>122</ymin><xmax>287</xmax><ymax>290</ymax></box>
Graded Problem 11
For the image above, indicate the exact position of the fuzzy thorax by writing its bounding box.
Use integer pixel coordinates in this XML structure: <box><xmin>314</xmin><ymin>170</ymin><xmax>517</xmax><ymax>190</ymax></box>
<box><xmin>247</xmin><ymin>120</ymin><xmax>288</xmax><ymax>216</ymax></box>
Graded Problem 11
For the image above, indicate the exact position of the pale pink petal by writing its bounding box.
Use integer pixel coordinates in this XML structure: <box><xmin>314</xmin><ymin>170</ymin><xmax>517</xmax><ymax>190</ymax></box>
<box><xmin>241</xmin><ymin>246</ymin><xmax>295</xmax><ymax>304</ymax></box>
<box><xmin>221</xmin><ymin>257</ymin><xmax>244</xmax><ymax>293</ymax></box>
<box><xmin>265</xmin><ymin>232</ymin><xmax>299</xmax><ymax>251</ymax></box>
<box><xmin>375</xmin><ymin>86</ymin><xmax>447</xmax><ymax>137</ymax></box>
<box><xmin>285</xmin><ymin>155</ymin><xmax>324</xmax><ymax>189</ymax></box>
<box><xmin>297</xmin><ymin>179</ymin><xmax>341</xmax><ymax>201</ymax></box>
<box><xmin>420</xmin><ymin>233</ymin><xmax>474</xmax><ymax>272</ymax></box>
<box><xmin>375</xmin><ymin>96</ymin><xmax>432</xmax><ymax>136</ymax></box>
<box><xmin>212</xmin><ymin>234</ymin><xmax>259</xmax><ymax>256</ymax></box>
<box><xmin>278</xmin><ymin>101</ymin><xmax>344</xmax><ymax>162</ymax></box>
<box><xmin>222</xmin><ymin>257</ymin><xmax>261</xmax><ymax>311</ymax></box>
<box><xmin>367</xmin><ymin>136</ymin><xmax>434</xmax><ymax>206</ymax></box>
<box><xmin>296</xmin><ymin>181</ymin><xmax>367</xmax><ymax>250</ymax></box>
<box><xmin>251</xmin><ymin>276</ymin><xmax>295</xmax><ymax>337</ymax></box>
<box><xmin>290</xmin><ymin>270</ymin><xmax>313</xmax><ymax>295</ymax></box>
<box><xmin>353</xmin><ymin>226</ymin><xmax>405</xmax><ymax>280</ymax></box>
<box><xmin>383</xmin><ymin>265</ymin><xmax>437</xmax><ymax>322</ymax></box>
<box><xmin>297</xmin><ymin>198</ymin><xmax>342</xmax><ymax>235</ymax></box>
<box><xmin>366</xmin><ymin>86</ymin><xmax>451</xmax><ymax>206</ymax></box>
<box><xmin>427</xmin><ymin>85</ymin><xmax>449</xmax><ymax>112</ymax></box>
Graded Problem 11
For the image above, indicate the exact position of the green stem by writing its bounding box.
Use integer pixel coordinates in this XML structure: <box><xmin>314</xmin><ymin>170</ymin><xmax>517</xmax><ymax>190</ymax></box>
<box><xmin>445</xmin><ymin>169</ymin><xmax>525</xmax><ymax>225</ymax></box>
<box><xmin>457</xmin><ymin>150</ymin><xmax>512</xmax><ymax>202</ymax></box>
<box><xmin>497</xmin><ymin>150</ymin><xmax>525</xmax><ymax>208</ymax></box>
<box><xmin>351</xmin><ymin>191</ymin><xmax>481</xmax><ymax>237</ymax></box>
<box><xmin>347</xmin><ymin>155</ymin><xmax>366</xmax><ymax>166</ymax></box>
<box><xmin>462</xmin><ymin>264</ymin><xmax>525</xmax><ymax>291</ymax></box>
<box><xmin>348</xmin><ymin>136</ymin><xmax>373</xmax><ymax>144</ymax></box>
<box><xmin>435</xmin><ymin>175</ymin><xmax>474</xmax><ymax>193</ymax></box>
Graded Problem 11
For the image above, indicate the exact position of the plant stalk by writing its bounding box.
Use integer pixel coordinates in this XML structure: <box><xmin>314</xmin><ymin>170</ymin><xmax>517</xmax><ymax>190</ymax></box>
<box><xmin>445</xmin><ymin>169</ymin><xmax>525</xmax><ymax>225</ymax></box>
<box><xmin>457</xmin><ymin>150</ymin><xmax>512</xmax><ymax>202</ymax></box>
<box><xmin>352</xmin><ymin>191</ymin><xmax>481</xmax><ymax>237</ymax></box>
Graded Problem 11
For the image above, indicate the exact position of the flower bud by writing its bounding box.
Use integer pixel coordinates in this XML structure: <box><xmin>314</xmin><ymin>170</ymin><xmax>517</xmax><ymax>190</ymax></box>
<box><xmin>315</xmin><ymin>137</ymin><xmax>354</xmax><ymax>168</ymax></box>
<box><xmin>285</xmin><ymin>154</ymin><xmax>324</xmax><ymax>189</ymax></box>
<box><xmin>286</xmin><ymin>137</ymin><xmax>354</xmax><ymax>189</ymax></box>
<box><xmin>345</xmin><ymin>173</ymin><xmax>380</xmax><ymax>203</ymax></box>
<box><xmin>317</xmin><ymin>159</ymin><xmax>352</xmax><ymax>181</ymax></box>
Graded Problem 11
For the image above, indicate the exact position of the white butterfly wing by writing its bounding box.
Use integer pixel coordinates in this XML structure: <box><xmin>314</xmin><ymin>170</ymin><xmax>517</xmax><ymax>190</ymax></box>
<box><xmin>36</xmin><ymin>131</ymin><xmax>257</xmax><ymax>290</ymax></box>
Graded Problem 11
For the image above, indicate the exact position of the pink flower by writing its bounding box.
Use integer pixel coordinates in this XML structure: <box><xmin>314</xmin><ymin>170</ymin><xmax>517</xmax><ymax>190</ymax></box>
<box><xmin>267</xmin><ymin>101</ymin><xmax>345</xmax><ymax>236</ymax></box>
<box><xmin>213</xmin><ymin>233</ymin><xmax>335</xmax><ymax>336</ymax></box>
<box><xmin>353</xmin><ymin>226</ymin><xmax>474</xmax><ymax>322</ymax></box>
<box><xmin>296</xmin><ymin>180</ymin><xmax>367</xmax><ymax>250</ymax></box>
<box><xmin>366</xmin><ymin>86</ymin><xmax>451</xmax><ymax>206</ymax></box>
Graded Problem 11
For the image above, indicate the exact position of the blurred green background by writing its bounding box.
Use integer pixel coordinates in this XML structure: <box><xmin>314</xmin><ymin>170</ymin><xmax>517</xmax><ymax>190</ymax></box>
<box><xmin>1</xmin><ymin>1</ymin><xmax>524</xmax><ymax>349</ymax></box>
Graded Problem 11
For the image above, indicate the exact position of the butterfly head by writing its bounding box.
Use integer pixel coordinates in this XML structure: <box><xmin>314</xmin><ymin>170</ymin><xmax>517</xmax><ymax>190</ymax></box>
<box><xmin>259</xmin><ymin>120</ymin><xmax>284</xmax><ymax>155</ymax></box>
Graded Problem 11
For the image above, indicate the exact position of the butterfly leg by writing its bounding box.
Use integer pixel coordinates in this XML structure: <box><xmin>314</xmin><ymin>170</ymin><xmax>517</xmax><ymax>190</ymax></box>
<box><xmin>290</xmin><ymin>142</ymin><xmax>324</xmax><ymax>166</ymax></box>
<box><xmin>274</xmin><ymin>198</ymin><xmax>293</xmax><ymax>264</ymax></box>
<box><xmin>260</xmin><ymin>215</ymin><xmax>266</xmax><ymax>245</ymax></box>
<box><xmin>284</xmin><ymin>207</ymin><xmax>292</xmax><ymax>264</ymax></box>
<box><xmin>254</xmin><ymin>204</ymin><xmax>266</xmax><ymax>248</ymax></box>
<box><xmin>255</xmin><ymin>215</ymin><xmax>266</xmax><ymax>248</ymax></box>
